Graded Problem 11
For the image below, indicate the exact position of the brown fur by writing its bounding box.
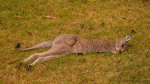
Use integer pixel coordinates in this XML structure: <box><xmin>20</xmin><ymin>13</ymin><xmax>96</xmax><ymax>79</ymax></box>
<box><xmin>16</xmin><ymin>34</ymin><xmax>131</xmax><ymax>70</ymax></box>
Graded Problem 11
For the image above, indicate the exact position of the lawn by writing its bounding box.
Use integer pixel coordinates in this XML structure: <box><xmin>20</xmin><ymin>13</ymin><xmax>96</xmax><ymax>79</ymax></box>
<box><xmin>0</xmin><ymin>0</ymin><xmax>150</xmax><ymax>83</ymax></box>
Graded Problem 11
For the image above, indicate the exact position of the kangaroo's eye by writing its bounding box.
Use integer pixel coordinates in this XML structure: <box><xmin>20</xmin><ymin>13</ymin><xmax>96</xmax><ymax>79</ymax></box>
<box><xmin>122</xmin><ymin>44</ymin><xmax>124</xmax><ymax>48</ymax></box>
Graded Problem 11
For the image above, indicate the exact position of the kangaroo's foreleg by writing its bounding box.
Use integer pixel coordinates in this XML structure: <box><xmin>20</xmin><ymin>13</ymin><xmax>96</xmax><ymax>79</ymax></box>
<box><xmin>16</xmin><ymin>40</ymin><xmax>54</xmax><ymax>51</ymax></box>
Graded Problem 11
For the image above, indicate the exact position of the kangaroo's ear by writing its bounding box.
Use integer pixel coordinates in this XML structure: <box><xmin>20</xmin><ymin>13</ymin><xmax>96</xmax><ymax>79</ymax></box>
<box><xmin>123</xmin><ymin>35</ymin><xmax>131</xmax><ymax>42</ymax></box>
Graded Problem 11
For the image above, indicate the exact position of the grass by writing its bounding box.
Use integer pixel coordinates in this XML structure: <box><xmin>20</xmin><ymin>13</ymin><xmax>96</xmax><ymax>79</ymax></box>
<box><xmin>0</xmin><ymin>0</ymin><xmax>150</xmax><ymax>83</ymax></box>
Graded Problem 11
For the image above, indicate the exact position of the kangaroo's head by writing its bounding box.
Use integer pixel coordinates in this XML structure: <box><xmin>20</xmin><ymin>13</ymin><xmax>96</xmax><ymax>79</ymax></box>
<box><xmin>115</xmin><ymin>35</ymin><xmax>132</xmax><ymax>53</ymax></box>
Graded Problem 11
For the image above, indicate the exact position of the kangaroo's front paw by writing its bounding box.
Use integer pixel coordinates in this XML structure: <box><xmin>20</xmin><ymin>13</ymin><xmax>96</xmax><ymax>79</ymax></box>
<box><xmin>112</xmin><ymin>51</ymin><xmax>117</xmax><ymax>54</ymax></box>
<box><xmin>26</xmin><ymin>65</ymin><xmax>32</xmax><ymax>71</ymax></box>
<box><xmin>15</xmin><ymin>62</ymin><xmax>23</xmax><ymax>69</ymax></box>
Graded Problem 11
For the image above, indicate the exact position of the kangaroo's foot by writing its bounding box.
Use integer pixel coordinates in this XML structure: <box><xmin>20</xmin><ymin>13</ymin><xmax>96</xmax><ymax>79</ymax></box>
<box><xmin>26</xmin><ymin>65</ymin><xmax>32</xmax><ymax>71</ymax></box>
<box><xmin>15</xmin><ymin>62</ymin><xmax>23</xmax><ymax>69</ymax></box>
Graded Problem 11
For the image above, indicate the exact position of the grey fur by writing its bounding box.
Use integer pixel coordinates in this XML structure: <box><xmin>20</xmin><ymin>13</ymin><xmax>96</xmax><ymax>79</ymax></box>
<box><xmin>17</xmin><ymin>34</ymin><xmax>131</xmax><ymax>70</ymax></box>
<box><xmin>124</xmin><ymin>35</ymin><xmax>132</xmax><ymax>42</ymax></box>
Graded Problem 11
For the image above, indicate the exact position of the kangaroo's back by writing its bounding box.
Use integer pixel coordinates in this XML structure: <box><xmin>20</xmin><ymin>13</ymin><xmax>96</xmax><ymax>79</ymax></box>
<box><xmin>71</xmin><ymin>37</ymin><xmax>116</xmax><ymax>54</ymax></box>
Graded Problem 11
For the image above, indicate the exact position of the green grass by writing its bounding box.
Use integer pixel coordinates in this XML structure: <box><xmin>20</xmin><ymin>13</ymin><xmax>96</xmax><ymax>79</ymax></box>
<box><xmin>0</xmin><ymin>0</ymin><xmax>150</xmax><ymax>83</ymax></box>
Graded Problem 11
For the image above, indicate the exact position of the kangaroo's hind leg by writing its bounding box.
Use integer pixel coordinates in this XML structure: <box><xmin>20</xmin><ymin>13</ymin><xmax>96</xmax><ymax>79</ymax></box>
<box><xmin>22</xmin><ymin>50</ymin><xmax>54</xmax><ymax>64</ymax></box>
<box><xmin>29</xmin><ymin>45</ymin><xmax>71</xmax><ymax>65</ymax></box>
<box><xmin>16</xmin><ymin>46</ymin><xmax>59</xmax><ymax>69</ymax></box>
<box><xmin>16</xmin><ymin>49</ymin><xmax>54</xmax><ymax>69</ymax></box>
<box><xmin>26</xmin><ymin>45</ymin><xmax>71</xmax><ymax>70</ymax></box>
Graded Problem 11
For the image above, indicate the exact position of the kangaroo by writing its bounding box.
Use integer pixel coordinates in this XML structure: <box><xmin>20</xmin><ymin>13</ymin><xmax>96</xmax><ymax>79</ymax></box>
<box><xmin>16</xmin><ymin>34</ymin><xmax>131</xmax><ymax>70</ymax></box>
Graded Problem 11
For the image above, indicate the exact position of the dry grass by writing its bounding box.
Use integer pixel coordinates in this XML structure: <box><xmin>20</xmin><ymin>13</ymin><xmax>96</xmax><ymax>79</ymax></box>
<box><xmin>0</xmin><ymin>0</ymin><xmax>150</xmax><ymax>83</ymax></box>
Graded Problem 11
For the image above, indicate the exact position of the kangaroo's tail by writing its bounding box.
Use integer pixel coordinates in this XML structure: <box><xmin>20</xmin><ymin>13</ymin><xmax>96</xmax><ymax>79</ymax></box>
<box><xmin>15</xmin><ymin>40</ymin><xmax>53</xmax><ymax>51</ymax></box>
